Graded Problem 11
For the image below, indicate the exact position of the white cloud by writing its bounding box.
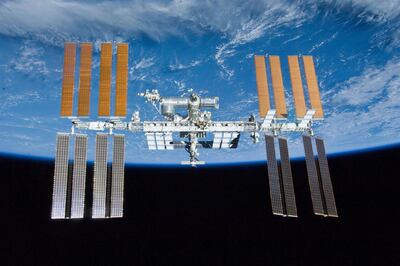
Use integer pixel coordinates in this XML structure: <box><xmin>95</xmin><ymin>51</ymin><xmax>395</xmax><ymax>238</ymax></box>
<box><xmin>0</xmin><ymin>0</ymin><xmax>398</xmax><ymax>46</ymax></box>
<box><xmin>333</xmin><ymin>58</ymin><xmax>400</xmax><ymax>106</ymax></box>
<box><xmin>169</xmin><ymin>59</ymin><xmax>201</xmax><ymax>71</ymax></box>
<box><xmin>8</xmin><ymin>40</ymin><xmax>49</xmax><ymax>76</ymax></box>
<box><xmin>319</xmin><ymin>57</ymin><xmax>400</xmax><ymax>153</ymax></box>
<box><xmin>0</xmin><ymin>0</ymin><xmax>298</xmax><ymax>45</ymax></box>
<box><xmin>133</xmin><ymin>57</ymin><xmax>155</xmax><ymax>70</ymax></box>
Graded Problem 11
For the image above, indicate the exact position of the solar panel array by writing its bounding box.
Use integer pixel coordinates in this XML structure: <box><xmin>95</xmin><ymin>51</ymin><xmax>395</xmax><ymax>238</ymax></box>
<box><xmin>51</xmin><ymin>133</ymin><xmax>88</xmax><ymax>219</ymax></box>
<box><xmin>303</xmin><ymin>135</ymin><xmax>338</xmax><ymax>217</ymax></box>
<box><xmin>278</xmin><ymin>138</ymin><xmax>297</xmax><ymax>217</ymax></box>
<box><xmin>265</xmin><ymin>135</ymin><xmax>284</xmax><ymax>215</ymax></box>
<box><xmin>212</xmin><ymin>132</ymin><xmax>240</xmax><ymax>149</ymax></box>
<box><xmin>254</xmin><ymin>55</ymin><xmax>323</xmax><ymax>120</ymax></box>
<box><xmin>146</xmin><ymin>132</ymin><xmax>174</xmax><ymax>150</ymax></box>
<box><xmin>60</xmin><ymin>43</ymin><xmax>76</xmax><ymax>117</ymax></box>
<box><xmin>315</xmin><ymin>138</ymin><xmax>338</xmax><ymax>216</ymax></box>
<box><xmin>265</xmin><ymin>136</ymin><xmax>297</xmax><ymax>217</ymax></box>
<box><xmin>254</xmin><ymin>54</ymin><xmax>337</xmax><ymax>217</ymax></box>
<box><xmin>77</xmin><ymin>43</ymin><xmax>92</xmax><ymax>116</ymax></box>
<box><xmin>59</xmin><ymin>42</ymin><xmax>129</xmax><ymax>118</ymax></box>
<box><xmin>70</xmin><ymin>134</ymin><xmax>88</xmax><ymax>218</ymax></box>
<box><xmin>92</xmin><ymin>134</ymin><xmax>126</xmax><ymax>218</ymax></box>
<box><xmin>51</xmin><ymin>133</ymin><xmax>125</xmax><ymax>219</ymax></box>
<box><xmin>51</xmin><ymin>134</ymin><xmax>70</xmax><ymax>219</ymax></box>
<box><xmin>92</xmin><ymin>134</ymin><xmax>108</xmax><ymax>218</ymax></box>
<box><xmin>111</xmin><ymin>135</ymin><xmax>125</xmax><ymax>217</ymax></box>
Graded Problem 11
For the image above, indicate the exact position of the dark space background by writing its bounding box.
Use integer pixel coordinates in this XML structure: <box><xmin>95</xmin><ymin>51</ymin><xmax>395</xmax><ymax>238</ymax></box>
<box><xmin>1</xmin><ymin>145</ymin><xmax>400</xmax><ymax>266</ymax></box>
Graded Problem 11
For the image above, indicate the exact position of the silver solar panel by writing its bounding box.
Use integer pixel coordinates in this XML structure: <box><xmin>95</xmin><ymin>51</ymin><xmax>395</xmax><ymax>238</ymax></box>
<box><xmin>213</xmin><ymin>132</ymin><xmax>239</xmax><ymax>149</ymax></box>
<box><xmin>51</xmin><ymin>133</ymin><xmax>70</xmax><ymax>219</ymax></box>
<box><xmin>302</xmin><ymin>135</ymin><xmax>325</xmax><ymax>216</ymax></box>
<box><xmin>278</xmin><ymin>138</ymin><xmax>297</xmax><ymax>217</ymax></box>
<box><xmin>146</xmin><ymin>133</ymin><xmax>156</xmax><ymax>150</ymax></box>
<box><xmin>146</xmin><ymin>132</ymin><xmax>174</xmax><ymax>150</ymax></box>
<box><xmin>265</xmin><ymin>135</ymin><xmax>284</xmax><ymax>215</ymax></box>
<box><xmin>164</xmin><ymin>133</ymin><xmax>174</xmax><ymax>150</ymax></box>
<box><xmin>92</xmin><ymin>134</ymin><xmax>108</xmax><ymax>218</ymax></box>
<box><xmin>110</xmin><ymin>134</ymin><xmax>125</xmax><ymax>218</ymax></box>
<box><xmin>315</xmin><ymin>138</ymin><xmax>338</xmax><ymax>217</ymax></box>
<box><xmin>155</xmin><ymin>132</ymin><xmax>165</xmax><ymax>149</ymax></box>
<box><xmin>221</xmin><ymin>132</ymin><xmax>232</xmax><ymax>148</ymax></box>
<box><xmin>212</xmin><ymin>132</ymin><xmax>222</xmax><ymax>149</ymax></box>
<box><xmin>70</xmin><ymin>134</ymin><xmax>88</xmax><ymax>219</ymax></box>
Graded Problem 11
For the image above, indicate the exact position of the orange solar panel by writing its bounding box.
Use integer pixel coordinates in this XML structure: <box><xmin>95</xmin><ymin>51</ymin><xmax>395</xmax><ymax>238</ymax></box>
<box><xmin>77</xmin><ymin>43</ymin><xmax>92</xmax><ymax>116</ymax></box>
<box><xmin>288</xmin><ymin>56</ymin><xmax>307</xmax><ymax>118</ymax></box>
<box><xmin>254</xmin><ymin>55</ymin><xmax>270</xmax><ymax>118</ymax></box>
<box><xmin>60</xmin><ymin>43</ymin><xmax>76</xmax><ymax>117</ymax></box>
<box><xmin>98</xmin><ymin>43</ymin><xmax>112</xmax><ymax>117</ymax></box>
<box><xmin>269</xmin><ymin>56</ymin><xmax>287</xmax><ymax>118</ymax></box>
<box><xmin>114</xmin><ymin>43</ymin><xmax>128</xmax><ymax>117</ymax></box>
<box><xmin>303</xmin><ymin>56</ymin><xmax>323</xmax><ymax>119</ymax></box>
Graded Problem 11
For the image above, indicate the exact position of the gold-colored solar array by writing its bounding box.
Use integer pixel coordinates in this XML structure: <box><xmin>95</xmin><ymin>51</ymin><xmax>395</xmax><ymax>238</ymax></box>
<box><xmin>60</xmin><ymin>43</ymin><xmax>76</xmax><ymax>117</ymax></box>
<box><xmin>288</xmin><ymin>56</ymin><xmax>307</xmax><ymax>118</ymax></box>
<box><xmin>254</xmin><ymin>55</ymin><xmax>270</xmax><ymax>118</ymax></box>
<box><xmin>269</xmin><ymin>56</ymin><xmax>287</xmax><ymax>118</ymax></box>
<box><xmin>77</xmin><ymin>43</ymin><xmax>92</xmax><ymax>116</ymax></box>
<box><xmin>60</xmin><ymin>42</ymin><xmax>129</xmax><ymax>118</ymax></box>
<box><xmin>98</xmin><ymin>43</ymin><xmax>113</xmax><ymax>117</ymax></box>
<box><xmin>254</xmin><ymin>54</ymin><xmax>324</xmax><ymax>120</ymax></box>
<box><xmin>115</xmin><ymin>43</ymin><xmax>129</xmax><ymax>117</ymax></box>
<box><xmin>303</xmin><ymin>56</ymin><xmax>323</xmax><ymax>119</ymax></box>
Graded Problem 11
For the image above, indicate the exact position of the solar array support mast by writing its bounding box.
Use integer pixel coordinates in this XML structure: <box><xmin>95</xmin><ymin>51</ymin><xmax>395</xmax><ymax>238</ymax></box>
<box><xmin>51</xmin><ymin>42</ymin><xmax>338</xmax><ymax>219</ymax></box>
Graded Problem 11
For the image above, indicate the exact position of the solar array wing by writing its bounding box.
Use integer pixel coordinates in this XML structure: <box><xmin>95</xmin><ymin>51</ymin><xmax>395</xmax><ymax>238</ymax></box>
<box><xmin>254</xmin><ymin>56</ymin><xmax>270</xmax><ymax>118</ymax></box>
<box><xmin>278</xmin><ymin>138</ymin><xmax>297</xmax><ymax>217</ymax></box>
<box><xmin>60</xmin><ymin>43</ymin><xmax>76</xmax><ymax>117</ymax></box>
<box><xmin>269</xmin><ymin>56</ymin><xmax>287</xmax><ymax>118</ymax></box>
<box><xmin>77</xmin><ymin>43</ymin><xmax>92</xmax><ymax>117</ymax></box>
<box><xmin>303</xmin><ymin>56</ymin><xmax>323</xmax><ymax>119</ymax></box>
<box><xmin>115</xmin><ymin>44</ymin><xmax>129</xmax><ymax>117</ymax></box>
<box><xmin>315</xmin><ymin>138</ymin><xmax>338</xmax><ymax>217</ymax></box>
<box><xmin>98</xmin><ymin>43</ymin><xmax>112</xmax><ymax>117</ymax></box>
<box><xmin>288</xmin><ymin>56</ymin><xmax>307</xmax><ymax>119</ymax></box>
<box><xmin>92</xmin><ymin>134</ymin><xmax>108</xmax><ymax>218</ymax></box>
<box><xmin>70</xmin><ymin>134</ymin><xmax>88</xmax><ymax>218</ymax></box>
<box><xmin>302</xmin><ymin>135</ymin><xmax>325</xmax><ymax>216</ymax></box>
<box><xmin>110</xmin><ymin>134</ymin><xmax>125</xmax><ymax>218</ymax></box>
<box><xmin>51</xmin><ymin>133</ymin><xmax>70</xmax><ymax>219</ymax></box>
<box><xmin>265</xmin><ymin>135</ymin><xmax>284</xmax><ymax>215</ymax></box>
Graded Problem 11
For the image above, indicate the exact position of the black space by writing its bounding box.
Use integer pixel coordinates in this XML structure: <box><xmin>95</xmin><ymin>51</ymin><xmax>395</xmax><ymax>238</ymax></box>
<box><xmin>2</xmin><ymin>146</ymin><xmax>400</xmax><ymax>266</ymax></box>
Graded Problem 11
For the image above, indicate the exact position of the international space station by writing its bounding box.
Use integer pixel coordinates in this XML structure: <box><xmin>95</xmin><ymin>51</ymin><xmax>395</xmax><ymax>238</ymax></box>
<box><xmin>51</xmin><ymin>42</ymin><xmax>338</xmax><ymax>220</ymax></box>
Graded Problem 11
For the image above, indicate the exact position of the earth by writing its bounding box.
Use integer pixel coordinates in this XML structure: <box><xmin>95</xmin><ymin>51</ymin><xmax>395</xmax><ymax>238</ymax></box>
<box><xmin>0</xmin><ymin>0</ymin><xmax>399</xmax><ymax>165</ymax></box>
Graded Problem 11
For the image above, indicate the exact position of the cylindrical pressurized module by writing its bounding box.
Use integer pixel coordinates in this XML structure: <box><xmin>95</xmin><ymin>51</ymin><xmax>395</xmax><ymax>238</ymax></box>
<box><xmin>159</xmin><ymin>94</ymin><xmax>219</xmax><ymax>117</ymax></box>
